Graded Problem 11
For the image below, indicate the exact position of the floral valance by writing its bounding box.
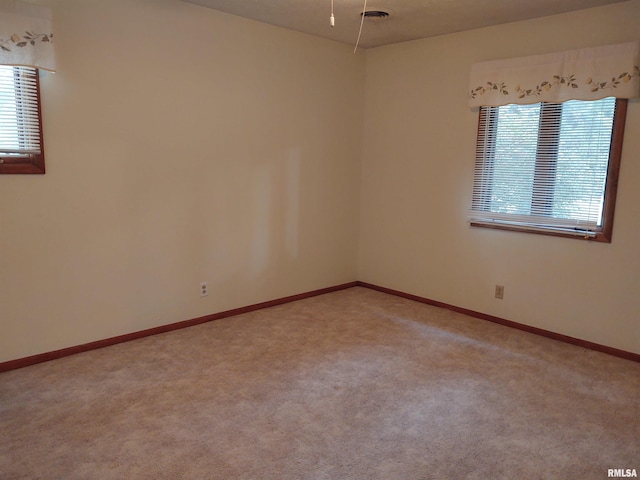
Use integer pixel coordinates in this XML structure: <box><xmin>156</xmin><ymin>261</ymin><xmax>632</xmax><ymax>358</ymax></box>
<box><xmin>0</xmin><ymin>0</ymin><xmax>55</xmax><ymax>72</ymax></box>
<box><xmin>468</xmin><ymin>42</ymin><xmax>639</xmax><ymax>108</ymax></box>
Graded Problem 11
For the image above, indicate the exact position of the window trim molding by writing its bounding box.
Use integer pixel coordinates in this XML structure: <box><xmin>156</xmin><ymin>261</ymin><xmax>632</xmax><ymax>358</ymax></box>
<box><xmin>599</xmin><ymin>98</ymin><xmax>627</xmax><ymax>242</ymax></box>
<box><xmin>470</xmin><ymin>98</ymin><xmax>627</xmax><ymax>243</ymax></box>
<box><xmin>0</xmin><ymin>67</ymin><xmax>46</xmax><ymax>175</ymax></box>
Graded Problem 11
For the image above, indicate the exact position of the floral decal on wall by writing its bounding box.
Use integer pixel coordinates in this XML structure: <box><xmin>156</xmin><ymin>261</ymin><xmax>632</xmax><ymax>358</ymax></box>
<box><xmin>587</xmin><ymin>68</ymin><xmax>640</xmax><ymax>92</ymax></box>
<box><xmin>514</xmin><ymin>75</ymin><xmax>578</xmax><ymax>98</ymax></box>
<box><xmin>0</xmin><ymin>31</ymin><xmax>53</xmax><ymax>52</ymax></box>
<box><xmin>469</xmin><ymin>66</ymin><xmax>640</xmax><ymax>100</ymax></box>
<box><xmin>469</xmin><ymin>81</ymin><xmax>509</xmax><ymax>98</ymax></box>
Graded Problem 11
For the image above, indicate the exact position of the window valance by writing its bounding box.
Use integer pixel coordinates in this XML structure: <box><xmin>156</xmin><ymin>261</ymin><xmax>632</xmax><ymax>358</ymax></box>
<box><xmin>0</xmin><ymin>0</ymin><xmax>55</xmax><ymax>72</ymax></box>
<box><xmin>468</xmin><ymin>42</ymin><xmax>639</xmax><ymax>108</ymax></box>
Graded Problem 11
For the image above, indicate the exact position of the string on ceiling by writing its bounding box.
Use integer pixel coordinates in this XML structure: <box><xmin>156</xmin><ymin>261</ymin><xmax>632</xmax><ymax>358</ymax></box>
<box><xmin>330</xmin><ymin>0</ymin><xmax>335</xmax><ymax>27</ymax></box>
<box><xmin>353</xmin><ymin>0</ymin><xmax>367</xmax><ymax>53</ymax></box>
<box><xmin>330</xmin><ymin>0</ymin><xmax>369</xmax><ymax>53</ymax></box>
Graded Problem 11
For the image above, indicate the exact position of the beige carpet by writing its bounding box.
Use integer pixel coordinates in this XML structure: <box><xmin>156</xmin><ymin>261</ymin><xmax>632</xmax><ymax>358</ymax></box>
<box><xmin>1</xmin><ymin>287</ymin><xmax>638</xmax><ymax>479</ymax></box>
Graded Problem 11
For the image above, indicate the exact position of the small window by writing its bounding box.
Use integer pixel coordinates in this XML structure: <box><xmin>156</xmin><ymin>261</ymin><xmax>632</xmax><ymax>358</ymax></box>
<box><xmin>469</xmin><ymin>97</ymin><xmax>627</xmax><ymax>242</ymax></box>
<box><xmin>0</xmin><ymin>65</ymin><xmax>45</xmax><ymax>174</ymax></box>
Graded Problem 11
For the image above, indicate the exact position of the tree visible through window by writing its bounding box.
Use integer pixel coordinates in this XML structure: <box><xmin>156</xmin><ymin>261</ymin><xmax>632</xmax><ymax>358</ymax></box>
<box><xmin>0</xmin><ymin>65</ymin><xmax>45</xmax><ymax>174</ymax></box>
<box><xmin>469</xmin><ymin>97</ymin><xmax>626</xmax><ymax>242</ymax></box>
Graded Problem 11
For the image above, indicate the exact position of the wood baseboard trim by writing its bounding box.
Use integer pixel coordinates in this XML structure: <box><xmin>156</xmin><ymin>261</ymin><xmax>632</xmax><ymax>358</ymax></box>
<box><xmin>0</xmin><ymin>282</ymin><xmax>358</xmax><ymax>373</ymax></box>
<box><xmin>4</xmin><ymin>280</ymin><xmax>637</xmax><ymax>372</ymax></box>
<box><xmin>356</xmin><ymin>281</ymin><xmax>640</xmax><ymax>363</ymax></box>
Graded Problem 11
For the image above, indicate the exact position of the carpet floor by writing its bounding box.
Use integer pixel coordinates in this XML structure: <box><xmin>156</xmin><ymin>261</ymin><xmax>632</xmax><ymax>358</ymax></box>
<box><xmin>1</xmin><ymin>287</ymin><xmax>638</xmax><ymax>479</ymax></box>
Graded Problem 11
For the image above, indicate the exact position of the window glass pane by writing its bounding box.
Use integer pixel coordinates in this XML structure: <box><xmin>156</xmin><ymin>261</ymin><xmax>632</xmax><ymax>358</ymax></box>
<box><xmin>0</xmin><ymin>65</ymin><xmax>45</xmax><ymax>174</ymax></box>
<box><xmin>554</xmin><ymin>97</ymin><xmax>615</xmax><ymax>225</ymax></box>
<box><xmin>491</xmin><ymin>103</ymin><xmax>540</xmax><ymax>215</ymax></box>
<box><xmin>0</xmin><ymin>66</ymin><xmax>20</xmax><ymax>151</ymax></box>
<box><xmin>470</xmin><ymin>97</ymin><xmax>625</xmax><ymax>241</ymax></box>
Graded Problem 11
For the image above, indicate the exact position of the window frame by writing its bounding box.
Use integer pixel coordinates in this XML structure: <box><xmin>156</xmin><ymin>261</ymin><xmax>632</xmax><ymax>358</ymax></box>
<box><xmin>470</xmin><ymin>98</ymin><xmax>627</xmax><ymax>243</ymax></box>
<box><xmin>0</xmin><ymin>66</ymin><xmax>46</xmax><ymax>175</ymax></box>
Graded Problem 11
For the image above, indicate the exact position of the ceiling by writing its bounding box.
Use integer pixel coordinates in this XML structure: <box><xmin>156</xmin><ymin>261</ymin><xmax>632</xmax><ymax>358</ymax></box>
<box><xmin>182</xmin><ymin>0</ymin><xmax>628</xmax><ymax>49</ymax></box>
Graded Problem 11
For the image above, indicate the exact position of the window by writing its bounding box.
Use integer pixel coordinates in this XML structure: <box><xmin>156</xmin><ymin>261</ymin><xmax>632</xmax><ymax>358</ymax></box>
<box><xmin>469</xmin><ymin>97</ymin><xmax>627</xmax><ymax>242</ymax></box>
<box><xmin>0</xmin><ymin>65</ymin><xmax>45</xmax><ymax>174</ymax></box>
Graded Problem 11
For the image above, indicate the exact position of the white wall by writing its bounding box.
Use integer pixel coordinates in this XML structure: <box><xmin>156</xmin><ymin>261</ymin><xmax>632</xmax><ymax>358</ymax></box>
<box><xmin>3</xmin><ymin>0</ymin><xmax>639</xmax><ymax>364</ymax></box>
<box><xmin>0</xmin><ymin>0</ymin><xmax>365</xmax><ymax>362</ymax></box>
<box><xmin>358</xmin><ymin>1</ymin><xmax>640</xmax><ymax>354</ymax></box>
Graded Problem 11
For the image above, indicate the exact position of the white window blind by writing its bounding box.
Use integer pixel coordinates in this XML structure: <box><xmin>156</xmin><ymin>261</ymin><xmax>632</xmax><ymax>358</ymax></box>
<box><xmin>469</xmin><ymin>97</ymin><xmax>618</xmax><ymax>236</ymax></box>
<box><xmin>0</xmin><ymin>65</ymin><xmax>42</xmax><ymax>158</ymax></box>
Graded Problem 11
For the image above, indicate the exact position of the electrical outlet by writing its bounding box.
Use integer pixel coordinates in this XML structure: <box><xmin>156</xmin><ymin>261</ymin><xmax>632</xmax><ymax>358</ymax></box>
<box><xmin>200</xmin><ymin>282</ymin><xmax>209</xmax><ymax>297</ymax></box>
<box><xmin>495</xmin><ymin>285</ymin><xmax>504</xmax><ymax>300</ymax></box>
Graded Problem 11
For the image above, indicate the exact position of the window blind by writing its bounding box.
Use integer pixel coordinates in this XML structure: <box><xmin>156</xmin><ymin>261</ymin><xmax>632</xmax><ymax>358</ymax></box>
<box><xmin>0</xmin><ymin>66</ymin><xmax>42</xmax><ymax>158</ymax></box>
<box><xmin>469</xmin><ymin>97</ymin><xmax>617</xmax><ymax>235</ymax></box>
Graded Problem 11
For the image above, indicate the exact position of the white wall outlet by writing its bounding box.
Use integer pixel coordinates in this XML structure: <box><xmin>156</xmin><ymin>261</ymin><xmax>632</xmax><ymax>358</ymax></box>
<box><xmin>200</xmin><ymin>281</ymin><xmax>209</xmax><ymax>297</ymax></box>
<box><xmin>495</xmin><ymin>285</ymin><xmax>504</xmax><ymax>300</ymax></box>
